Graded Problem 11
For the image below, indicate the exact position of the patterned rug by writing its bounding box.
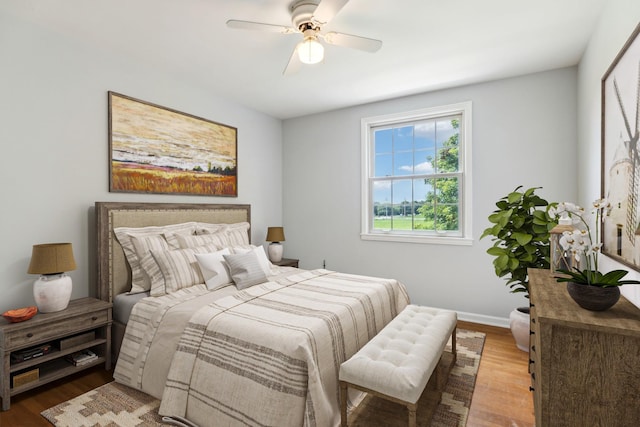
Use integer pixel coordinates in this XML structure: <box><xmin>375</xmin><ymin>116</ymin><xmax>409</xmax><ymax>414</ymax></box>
<box><xmin>42</xmin><ymin>330</ymin><xmax>485</xmax><ymax>427</ymax></box>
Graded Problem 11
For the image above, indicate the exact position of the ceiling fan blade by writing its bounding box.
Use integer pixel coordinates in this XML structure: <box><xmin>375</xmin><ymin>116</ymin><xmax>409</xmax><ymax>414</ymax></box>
<box><xmin>312</xmin><ymin>0</ymin><xmax>350</xmax><ymax>24</ymax></box>
<box><xmin>226</xmin><ymin>20</ymin><xmax>296</xmax><ymax>34</ymax></box>
<box><xmin>322</xmin><ymin>31</ymin><xmax>382</xmax><ymax>53</ymax></box>
<box><xmin>283</xmin><ymin>45</ymin><xmax>303</xmax><ymax>75</ymax></box>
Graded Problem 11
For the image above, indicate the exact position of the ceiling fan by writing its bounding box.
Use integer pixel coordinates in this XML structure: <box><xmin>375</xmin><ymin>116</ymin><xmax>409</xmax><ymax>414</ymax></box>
<box><xmin>226</xmin><ymin>0</ymin><xmax>383</xmax><ymax>75</ymax></box>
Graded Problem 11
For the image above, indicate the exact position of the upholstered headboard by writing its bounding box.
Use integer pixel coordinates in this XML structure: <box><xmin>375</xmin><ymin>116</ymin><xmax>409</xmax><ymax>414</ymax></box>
<box><xmin>95</xmin><ymin>202</ymin><xmax>251</xmax><ymax>302</ymax></box>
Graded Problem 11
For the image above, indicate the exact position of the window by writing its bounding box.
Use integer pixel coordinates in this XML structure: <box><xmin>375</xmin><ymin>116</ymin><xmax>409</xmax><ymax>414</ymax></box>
<box><xmin>361</xmin><ymin>102</ymin><xmax>472</xmax><ymax>245</ymax></box>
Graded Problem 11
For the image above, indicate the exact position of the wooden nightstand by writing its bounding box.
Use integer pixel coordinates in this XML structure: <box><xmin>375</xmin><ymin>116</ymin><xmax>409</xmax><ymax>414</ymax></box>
<box><xmin>272</xmin><ymin>258</ymin><xmax>299</xmax><ymax>268</ymax></box>
<box><xmin>0</xmin><ymin>297</ymin><xmax>112</xmax><ymax>410</ymax></box>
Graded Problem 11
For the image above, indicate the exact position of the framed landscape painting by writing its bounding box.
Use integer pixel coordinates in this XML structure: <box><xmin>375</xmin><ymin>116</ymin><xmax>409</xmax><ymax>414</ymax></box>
<box><xmin>109</xmin><ymin>92</ymin><xmax>237</xmax><ymax>197</ymax></box>
<box><xmin>601</xmin><ymin>22</ymin><xmax>640</xmax><ymax>270</ymax></box>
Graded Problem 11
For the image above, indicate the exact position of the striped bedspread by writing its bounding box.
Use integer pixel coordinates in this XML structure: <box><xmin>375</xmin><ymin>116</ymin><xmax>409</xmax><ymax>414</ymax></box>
<box><xmin>116</xmin><ymin>269</ymin><xmax>409</xmax><ymax>427</ymax></box>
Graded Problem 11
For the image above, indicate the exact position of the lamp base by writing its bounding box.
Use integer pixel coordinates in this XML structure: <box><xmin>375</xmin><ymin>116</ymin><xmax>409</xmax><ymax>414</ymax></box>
<box><xmin>268</xmin><ymin>243</ymin><xmax>284</xmax><ymax>263</ymax></box>
<box><xmin>34</xmin><ymin>274</ymin><xmax>72</xmax><ymax>313</ymax></box>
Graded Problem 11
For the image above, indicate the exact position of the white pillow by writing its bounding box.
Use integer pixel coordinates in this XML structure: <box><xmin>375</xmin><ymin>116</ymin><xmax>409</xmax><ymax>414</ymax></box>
<box><xmin>195</xmin><ymin>248</ymin><xmax>232</xmax><ymax>290</ymax></box>
<box><xmin>231</xmin><ymin>245</ymin><xmax>272</xmax><ymax>276</ymax></box>
<box><xmin>223</xmin><ymin>251</ymin><xmax>268</xmax><ymax>290</ymax></box>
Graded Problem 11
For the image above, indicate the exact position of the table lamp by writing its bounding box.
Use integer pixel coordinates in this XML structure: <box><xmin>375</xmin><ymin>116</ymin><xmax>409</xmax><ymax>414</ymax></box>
<box><xmin>27</xmin><ymin>243</ymin><xmax>77</xmax><ymax>313</ymax></box>
<box><xmin>265</xmin><ymin>227</ymin><xmax>285</xmax><ymax>262</ymax></box>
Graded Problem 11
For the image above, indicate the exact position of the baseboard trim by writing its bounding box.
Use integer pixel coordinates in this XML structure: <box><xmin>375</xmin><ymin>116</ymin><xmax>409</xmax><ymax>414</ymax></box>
<box><xmin>456</xmin><ymin>310</ymin><xmax>510</xmax><ymax>328</ymax></box>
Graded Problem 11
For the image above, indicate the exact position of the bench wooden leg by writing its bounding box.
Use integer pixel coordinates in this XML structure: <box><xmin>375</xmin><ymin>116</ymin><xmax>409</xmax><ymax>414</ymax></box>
<box><xmin>340</xmin><ymin>381</ymin><xmax>348</xmax><ymax>427</ymax></box>
<box><xmin>407</xmin><ymin>402</ymin><xmax>417</xmax><ymax>427</ymax></box>
<box><xmin>452</xmin><ymin>326</ymin><xmax>457</xmax><ymax>363</ymax></box>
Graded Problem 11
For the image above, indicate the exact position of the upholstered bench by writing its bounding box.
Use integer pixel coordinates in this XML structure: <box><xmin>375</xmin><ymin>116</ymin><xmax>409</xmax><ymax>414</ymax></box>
<box><xmin>339</xmin><ymin>305</ymin><xmax>457</xmax><ymax>427</ymax></box>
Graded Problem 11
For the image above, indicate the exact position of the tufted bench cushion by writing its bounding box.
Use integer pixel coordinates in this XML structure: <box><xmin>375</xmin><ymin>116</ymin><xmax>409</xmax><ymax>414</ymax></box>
<box><xmin>339</xmin><ymin>305</ymin><xmax>457</xmax><ymax>426</ymax></box>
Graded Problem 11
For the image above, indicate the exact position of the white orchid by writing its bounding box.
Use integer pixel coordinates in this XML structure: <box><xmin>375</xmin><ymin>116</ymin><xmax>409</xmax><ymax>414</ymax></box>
<box><xmin>556</xmin><ymin>200</ymin><xmax>607</xmax><ymax>271</ymax></box>
<box><xmin>551</xmin><ymin>198</ymin><xmax>640</xmax><ymax>287</ymax></box>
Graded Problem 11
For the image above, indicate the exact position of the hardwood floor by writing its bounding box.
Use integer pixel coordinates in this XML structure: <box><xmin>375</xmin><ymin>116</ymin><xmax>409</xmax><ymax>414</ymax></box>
<box><xmin>0</xmin><ymin>321</ymin><xmax>534</xmax><ymax>426</ymax></box>
<box><xmin>459</xmin><ymin>321</ymin><xmax>535</xmax><ymax>427</ymax></box>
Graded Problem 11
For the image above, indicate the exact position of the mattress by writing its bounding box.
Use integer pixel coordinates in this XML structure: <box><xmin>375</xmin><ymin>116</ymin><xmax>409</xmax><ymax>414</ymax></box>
<box><xmin>113</xmin><ymin>292</ymin><xmax>149</xmax><ymax>324</ymax></box>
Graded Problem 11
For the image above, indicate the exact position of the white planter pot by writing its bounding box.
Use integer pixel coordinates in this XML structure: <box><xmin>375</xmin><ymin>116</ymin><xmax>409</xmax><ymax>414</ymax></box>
<box><xmin>509</xmin><ymin>307</ymin><xmax>530</xmax><ymax>352</ymax></box>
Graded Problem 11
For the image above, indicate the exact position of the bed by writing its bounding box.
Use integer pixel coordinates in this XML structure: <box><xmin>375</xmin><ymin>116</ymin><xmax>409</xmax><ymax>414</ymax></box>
<box><xmin>96</xmin><ymin>201</ymin><xmax>410</xmax><ymax>427</ymax></box>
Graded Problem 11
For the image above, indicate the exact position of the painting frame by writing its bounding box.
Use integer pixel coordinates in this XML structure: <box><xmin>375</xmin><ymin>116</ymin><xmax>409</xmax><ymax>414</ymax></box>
<box><xmin>108</xmin><ymin>91</ymin><xmax>237</xmax><ymax>197</ymax></box>
<box><xmin>601</xmin><ymin>22</ymin><xmax>640</xmax><ymax>271</ymax></box>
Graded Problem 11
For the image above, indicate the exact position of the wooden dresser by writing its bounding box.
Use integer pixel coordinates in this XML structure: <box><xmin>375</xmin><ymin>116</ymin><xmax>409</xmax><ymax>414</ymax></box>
<box><xmin>528</xmin><ymin>268</ymin><xmax>640</xmax><ymax>427</ymax></box>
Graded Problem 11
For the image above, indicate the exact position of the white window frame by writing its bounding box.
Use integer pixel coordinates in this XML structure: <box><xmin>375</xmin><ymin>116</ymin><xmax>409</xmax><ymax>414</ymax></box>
<box><xmin>360</xmin><ymin>101</ymin><xmax>473</xmax><ymax>245</ymax></box>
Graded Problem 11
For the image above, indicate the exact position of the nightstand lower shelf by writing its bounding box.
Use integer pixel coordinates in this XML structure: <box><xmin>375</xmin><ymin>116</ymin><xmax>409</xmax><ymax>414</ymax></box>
<box><xmin>10</xmin><ymin>356</ymin><xmax>106</xmax><ymax>396</ymax></box>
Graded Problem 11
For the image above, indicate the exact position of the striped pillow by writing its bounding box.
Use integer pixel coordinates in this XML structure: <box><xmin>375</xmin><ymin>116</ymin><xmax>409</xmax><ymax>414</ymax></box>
<box><xmin>130</xmin><ymin>235</ymin><xmax>170</xmax><ymax>293</ymax></box>
<box><xmin>225</xmin><ymin>222</ymin><xmax>251</xmax><ymax>245</ymax></box>
<box><xmin>177</xmin><ymin>232</ymin><xmax>230</xmax><ymax>249</ymax></box>
<box><xmin>149</xmin><ymin>243</ymin><xmax>220</xmax><ymax>296</ymax></box>
<box><xmin>114</xmin><ymin>222</ymin><xmax>197</xmax><ymax>294</ymax></box>
<box><xmin>223</xmin><ymin>250</ymin><xmax>268</xmax><ymax>290</ymax></box>
<box><xmin>195</xmin><ymin>222</ymin><xmax>251</xmax><ymax>246</ymax></box>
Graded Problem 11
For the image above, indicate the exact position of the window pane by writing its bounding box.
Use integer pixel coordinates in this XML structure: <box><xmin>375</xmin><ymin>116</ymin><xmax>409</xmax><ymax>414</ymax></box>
<box><xmin>394</xmin><ymin>151</ymin><xmax>414</xmax><ymax>176</ymax></box>
<box><xmin>375</xmin><ymin>128</ymin><xmax>393</xmax><ymax>154</ymax></box>
<box><xmin>375</xmin><ymin>153</ymin><xmax>393</xmax><ymax>177</ymax></box>
<box><xmin>435</xmin><ymin>204</ymin><xmax>459</xmax><ymax>231</ymax></box>
<box><xmin>414</xmin><ymin>148</ymin><xmax>435</xmax><ymax>175</ymax></box>
<box><xmin>393</xmin><ymin>126</ymin><xmax>413</xmax><ymax>152</ymax></box>
<box><xmin>414</xmin><ymin>120</ymin><xmax>435</xmax><ymax>151</ymax></box>
<box><xmin>436</xmin><ymin>118</ymin><xmax>459</xmax><ymax>173</ymax></box>
<box><xmin>373</xmin><ymin>180</ymin><xmax>392</xmax><ymax>229</ymax></box>
<box><xmin>392</xmin><ymin>180</ymin><xmax>412</xmax><ymax>230</ymax></box>
<box><xmin>413</xmin><ymin>178</ymin><xmax>431</xmax><ymax>230</ymax></box>
<box><xmin>418</xmin><ymin>177</ymin><xmax>460</xmax><ymax>232</ymax></box>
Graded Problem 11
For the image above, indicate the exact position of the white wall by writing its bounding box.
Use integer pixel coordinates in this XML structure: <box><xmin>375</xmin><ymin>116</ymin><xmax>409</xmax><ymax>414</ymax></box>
<box><xmin>0</xmin><ymin>11</ymin><xmax>283</xmax><ymax>313</ymax></box>
<box><xmin>282</xmin><ymin>68</ymin><xmax>578</xmax><ymax>324</ymax></box>
<box><xmin>578</xmin><ymin>0</ymin><xmax>640</xmax><ymax>306</ymax></box>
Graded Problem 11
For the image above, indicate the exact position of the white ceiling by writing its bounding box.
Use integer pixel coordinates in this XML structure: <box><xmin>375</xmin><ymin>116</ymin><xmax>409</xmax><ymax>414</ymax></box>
<box><xmin>5</xmin><ymin>0</ymin><xmax>607</xmax><ymax>119</ymax></box>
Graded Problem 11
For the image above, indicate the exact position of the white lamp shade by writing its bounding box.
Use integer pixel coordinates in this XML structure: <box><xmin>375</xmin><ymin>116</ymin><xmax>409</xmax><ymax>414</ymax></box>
<box><xmin>33</xmin><ymin>273</ymin><xmax>72</xmax><ymax>313</ymax></box>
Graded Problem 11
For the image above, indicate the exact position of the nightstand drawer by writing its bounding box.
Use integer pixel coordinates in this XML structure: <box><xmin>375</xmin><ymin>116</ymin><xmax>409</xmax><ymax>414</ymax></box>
<box><xmin>4</xmin><ymin>310</ymin><xmax>109</xmax><ymax>350</ymax></box>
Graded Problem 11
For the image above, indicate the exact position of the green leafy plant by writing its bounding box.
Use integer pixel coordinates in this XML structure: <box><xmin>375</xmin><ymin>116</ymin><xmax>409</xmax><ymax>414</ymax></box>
<box><xmin>480</xmin><ymin>186</ymin><xmax>557</xmax><ymax>297</ymax></box>
<box><xmin>551</xmin><ymin>199</ymin><xmax>640</xmax><ymax>287</ymax></box>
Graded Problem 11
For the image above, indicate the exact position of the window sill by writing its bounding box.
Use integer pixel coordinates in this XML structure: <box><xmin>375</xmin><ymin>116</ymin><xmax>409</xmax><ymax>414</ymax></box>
<box><xmin>361</xmin><ymin>232</ymin><xmax>473</xmax><ymax>246</ymax></box>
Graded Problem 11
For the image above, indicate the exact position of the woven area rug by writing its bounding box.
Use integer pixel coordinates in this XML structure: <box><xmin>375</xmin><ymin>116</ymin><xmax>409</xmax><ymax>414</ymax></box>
<box><xmin>42</xmin><ymin>329</ymin><xmax>485</xmax><ymax>427</ymax></box>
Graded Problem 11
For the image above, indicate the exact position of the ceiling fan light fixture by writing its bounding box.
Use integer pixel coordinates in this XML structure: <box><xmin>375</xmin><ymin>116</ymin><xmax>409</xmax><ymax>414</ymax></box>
<box><xmin>298</xmin><ymin>36</ymin><xmax>324</xmax><ymax>64</ymax></box>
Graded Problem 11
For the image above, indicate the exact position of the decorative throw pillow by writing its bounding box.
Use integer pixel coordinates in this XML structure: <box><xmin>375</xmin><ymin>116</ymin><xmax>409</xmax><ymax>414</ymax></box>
<box><xmin>114</xmin><ymin>222</ymin><xmax>196</xmax><ymax>294</ymax></box>
<box><xmin>232</xmin><ymin>245</ymin><xmax>273</xmax><ymax>276</ymax></box>
<box><xmin>194</xmin><ymin>248</ymin><xmax>232</xmax><ymax>290</ymax></box>
<box><xmin>149</xmin><ymin>243</ymin><xmax>220</xmax><ymax>296</ymax></box>
<box><xmin>223</xmin><ymin>251</ymin><xmax>268</xmax><ymax>290</ymax></box>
